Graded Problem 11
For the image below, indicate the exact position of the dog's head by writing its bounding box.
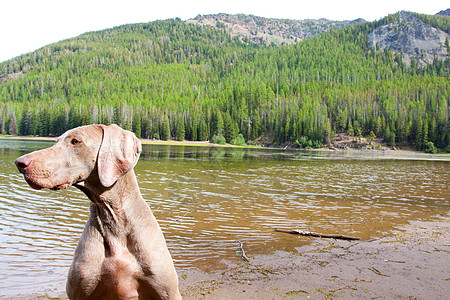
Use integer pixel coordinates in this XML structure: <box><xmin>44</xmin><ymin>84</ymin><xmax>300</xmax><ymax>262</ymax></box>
<box><xmin>15</xmin><ymin>124</ymin><xmax>141</xmax><ymax>190</ymax></box>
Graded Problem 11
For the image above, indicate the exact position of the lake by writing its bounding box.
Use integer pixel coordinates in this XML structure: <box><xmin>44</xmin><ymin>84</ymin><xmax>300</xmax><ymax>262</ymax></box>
<box><xmin>0</xmin><ymin>139</ymin><xmax>449</xmax><ymax>297</ymax></box>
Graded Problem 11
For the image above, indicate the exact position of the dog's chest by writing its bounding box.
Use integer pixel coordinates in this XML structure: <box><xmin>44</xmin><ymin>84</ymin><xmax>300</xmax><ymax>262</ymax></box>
<box><xmin>100</xmin><ymin>249</ymin><xmax>141</xmax><ymax>297</ymax></box>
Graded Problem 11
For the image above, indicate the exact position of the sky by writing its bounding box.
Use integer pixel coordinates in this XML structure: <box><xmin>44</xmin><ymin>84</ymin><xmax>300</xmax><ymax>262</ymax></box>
<box><xmin>0</xmin><ymin>0</ymin><xmax>448</xmax><ymax>63</ymax></box>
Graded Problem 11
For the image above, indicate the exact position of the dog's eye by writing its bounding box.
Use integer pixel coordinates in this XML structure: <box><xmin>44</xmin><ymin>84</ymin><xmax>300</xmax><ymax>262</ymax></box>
<box><xmin>71</xmin><ymin>138</ymin><xmax>80</xmax><ymax>145</ymax></box>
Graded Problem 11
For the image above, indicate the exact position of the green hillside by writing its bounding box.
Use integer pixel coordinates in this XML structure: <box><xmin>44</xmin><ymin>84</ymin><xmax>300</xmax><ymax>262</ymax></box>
<box><xmin>0</xmin><ymin>13</ymin><xmax>449</xmax><ymax>151</ymax></box>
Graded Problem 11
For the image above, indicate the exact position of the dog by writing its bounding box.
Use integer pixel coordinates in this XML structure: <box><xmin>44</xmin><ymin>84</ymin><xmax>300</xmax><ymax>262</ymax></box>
<box><xmin>15</xmin><ymin>124</ymin><xmax>182</xmax><ymax>300</ymax></box>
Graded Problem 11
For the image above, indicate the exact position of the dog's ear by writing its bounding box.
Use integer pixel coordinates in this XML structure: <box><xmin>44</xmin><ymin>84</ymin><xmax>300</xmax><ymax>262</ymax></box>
<box><xmin>97</xmin><ymin>124</ymin><xmax>142</xmax><ymax>187</ymax></box>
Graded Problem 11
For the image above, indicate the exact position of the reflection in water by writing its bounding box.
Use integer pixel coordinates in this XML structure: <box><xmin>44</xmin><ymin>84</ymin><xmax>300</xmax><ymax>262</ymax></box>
<box><xmin>0</xmin><ymin>139</ymin><xmax>449</xmax><ymax>296</ymax></box>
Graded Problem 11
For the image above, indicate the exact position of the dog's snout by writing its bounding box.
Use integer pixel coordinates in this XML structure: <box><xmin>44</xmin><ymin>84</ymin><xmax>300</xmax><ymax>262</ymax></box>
<box><xmin>15</xmin><ymin>156</ymin><xmax>32</xmax><ymax>173</ymax></box>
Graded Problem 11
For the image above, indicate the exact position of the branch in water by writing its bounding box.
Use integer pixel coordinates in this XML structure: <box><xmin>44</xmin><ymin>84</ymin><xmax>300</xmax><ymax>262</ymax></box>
<box><xmin>236</xmin><ymin>240</ymin><xmax>250</xmax><ymax>262</ymax></box>
<box><xmin>274</xmin><ymin>228</ymin><xmax>360</xmax><ymax>241</ymax></box>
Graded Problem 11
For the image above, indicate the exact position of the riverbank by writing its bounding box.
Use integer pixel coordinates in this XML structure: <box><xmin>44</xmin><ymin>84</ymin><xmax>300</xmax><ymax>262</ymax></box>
<box><xmin>4</xmin><ymin>215</ymin><xmax>449</xmax><ymax>299</ymax></box>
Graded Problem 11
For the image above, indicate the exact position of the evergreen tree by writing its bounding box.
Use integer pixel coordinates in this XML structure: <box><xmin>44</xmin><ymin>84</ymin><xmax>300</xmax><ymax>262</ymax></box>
<box><xmin>198</xmin><ymin>119</ymin><xmax>208</xmax><ymax>141</ymax></box>
<box><xmin>161</xmin><ymin>115</ymin><xmax>171</xmax><ymax>141</ymax></box>
<box><xmin>133</xmin><ymin>112</ymin><xmax>142</xmax><ymax>138</ymax></box>
<box><xmin>175</xmin><ymin>115</ymin><xmax>185</xmax><ymax>141</ymax></box>
<box><xmin>211</xmin><ymin>109</ymin><xmax>224</xmax><ymax>136</ymax></box>
<box><xmin>8</xmin><ymin>112</ymin><xmax>17</xmax><ymax>135</ymax></box>
<box><xmin>19</xmin><ymin>107</ymin><xmax>31</xmax><ymax>136</ymax></box>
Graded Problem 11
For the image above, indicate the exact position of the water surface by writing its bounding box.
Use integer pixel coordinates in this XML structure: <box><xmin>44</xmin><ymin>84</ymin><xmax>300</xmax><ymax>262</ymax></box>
<box><xmin>0</xmin><ymin>139</ymin><xmax>449</xmax><ymax>297</ymax></box>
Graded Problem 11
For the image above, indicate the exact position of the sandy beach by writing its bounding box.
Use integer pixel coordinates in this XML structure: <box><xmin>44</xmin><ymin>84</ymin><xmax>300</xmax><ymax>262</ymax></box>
<box><xmin>178</xmin><ymin>215</ymin><xmax>450</xmax><ymax>299</ymax></box>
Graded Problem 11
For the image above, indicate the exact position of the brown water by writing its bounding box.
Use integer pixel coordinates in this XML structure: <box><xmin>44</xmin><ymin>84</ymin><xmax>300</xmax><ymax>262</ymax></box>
<box><xmin>0</xmin><ymin>139</ymin><xmax>449</xmax><ymax>297</ymax></box>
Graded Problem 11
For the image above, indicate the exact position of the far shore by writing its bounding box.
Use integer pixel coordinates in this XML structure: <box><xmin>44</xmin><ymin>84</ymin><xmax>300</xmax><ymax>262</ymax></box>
<box><xmin>1</xmin><ymin>134</ymin><xmax>449</xmax><ymax>161</ymax></box>
<box><xmin>0</xmin><ymin>134</ymin><xmax>243</xmax><ymax>147</ymax></box>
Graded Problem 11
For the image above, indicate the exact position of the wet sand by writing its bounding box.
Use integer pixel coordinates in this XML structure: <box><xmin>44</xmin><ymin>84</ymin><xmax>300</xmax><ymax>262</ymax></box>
<box><xmin>5</xmin><ymin>215</ymin><xmax>449</xmax><ymax>300</ymax></box>
<box><xmin>179</xmin><ymin>216</ymin><xmax>450</xmax><ymax>300</ymax></box>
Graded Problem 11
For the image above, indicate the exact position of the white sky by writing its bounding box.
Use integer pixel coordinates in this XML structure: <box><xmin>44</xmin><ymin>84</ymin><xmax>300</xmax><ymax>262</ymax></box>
<box><xmin>0</xmin><ymin>0</ymin><xmax>448</xmax><ymax>63</ymax></box>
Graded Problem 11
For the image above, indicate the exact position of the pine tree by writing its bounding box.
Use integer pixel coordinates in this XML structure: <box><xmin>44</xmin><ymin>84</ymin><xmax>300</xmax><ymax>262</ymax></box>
<box><xmin>8</xmin><ymin>112</ymin><xmax>17</xmax><ymax>135</ymax></box>
<box><xmin>19</xmin><ymin>107</ymin><xmax>31</xmax><ymax>136</ymax></box>
<box><xmin>161</xmin><ymin>115</ymin><xmax>171</xmax><ymax>141</ymax></box>
<box><xmin>211</xmin><ymin>109</ymin><xmax>224</xmax><ymax>136</ymax></box>
<box><xmin>176</xmin><ymin>114</ymin><xmax>185</xmax><ymax>141</ymax></box>
<box><xmin>223</xmin><ymin>112</ymin><xmax>235</xmax><ymax>143</ymax></box>
<box><xmin>198</xmin><ymin>118</ymin><xmax>208</xmax><ymax>141</ymax></box>
<box><xmin>133</xmin><ymin>112</ymin><xmax>142</xmax><ymax>138</ymax></box>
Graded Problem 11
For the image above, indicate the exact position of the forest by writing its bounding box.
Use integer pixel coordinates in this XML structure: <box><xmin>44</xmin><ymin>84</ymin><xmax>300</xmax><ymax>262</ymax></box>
<box><xmin>0</xmin><ymin>12</ymin><xmax>449</xmax><ymax>151</ymax></box>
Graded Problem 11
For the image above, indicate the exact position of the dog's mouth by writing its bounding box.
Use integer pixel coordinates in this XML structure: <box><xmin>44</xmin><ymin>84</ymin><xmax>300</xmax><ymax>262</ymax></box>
<box><xmin>23</xmin><ymin>174</ymin><xmax>72</xmax><ymax>191</ymax></box>
<box><xmin>23</xmin><ymin>175</ymin><xmax>44</xmax><ymax>190</ymax></box>
<box><xmin>50</xmin><ymin>182</ymin><xmax>71</xmax><ymax>191</ymax></box>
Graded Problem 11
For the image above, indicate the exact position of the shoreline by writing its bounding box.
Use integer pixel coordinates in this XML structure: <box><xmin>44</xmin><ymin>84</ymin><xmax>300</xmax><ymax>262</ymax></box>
<box><xmin>1</xmin><ymin>135</ymin><xmax>449</xmax><ymax>161</ymax></box>
<box><xmin>0</xmin><ymin>135</ymin><xmax>248</xmax><ymax>148</ymax></box>
<box><xmin>179</xmin><ymin>214</ymin><xmax>450</xmax><ymax>300</ymax></box>
<box><xmin>3</xmin><ymin>215</ymin><xmax>449</xmax><ymax>299</ymax></box>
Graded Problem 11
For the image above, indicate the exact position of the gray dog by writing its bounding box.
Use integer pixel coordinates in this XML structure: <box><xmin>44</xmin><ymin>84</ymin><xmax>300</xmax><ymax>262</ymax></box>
<box><xmin>15</xmin><ymin>124</ymin><xmax>181</xmax><ymax>300</ymax></box>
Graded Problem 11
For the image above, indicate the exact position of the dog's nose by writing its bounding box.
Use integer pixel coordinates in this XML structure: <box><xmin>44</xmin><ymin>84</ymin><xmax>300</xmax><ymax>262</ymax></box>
<box><xmin>15</xmin><ymin>155</ymin><xmax>32</xmax><ymax>173</ymax></box>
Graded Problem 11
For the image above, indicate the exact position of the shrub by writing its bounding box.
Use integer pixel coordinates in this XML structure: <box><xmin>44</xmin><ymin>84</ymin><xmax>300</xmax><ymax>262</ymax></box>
<box><xmin>294</xmin><ymin>136</ymin><xmax>309</xmax><ymax>148</ymax></box>
<box><xmin>231</xmin><ymin>133</ymin><xmax>245</xmax><ymax>146</ymax></box>
<box><xmin>210</xmin><ymin>134</ymin><xmax>226</xmax><ymax>145</ymax></box>
<box><xmin>424</xmin><ymin>141</ymin><xmax>437</xmax><ymax>154</ymax></box>
<box><xmin>367</xmin><ymin>131</ymin><xmax>376</xmax><ymax>145</ymax></box>
<box><xmin>312</xmin><ymin>140</ymin><xmax>323</xmax><ymax>149</ymax></box>
<box><xmin>294</xmin><ymin>137</ymin><xmax>322</xmax><ymax>149</ymax></box>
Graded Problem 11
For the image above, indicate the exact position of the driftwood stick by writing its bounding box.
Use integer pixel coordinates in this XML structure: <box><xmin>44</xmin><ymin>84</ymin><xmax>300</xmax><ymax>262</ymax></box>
<box><xmin>236</xmin><ymin>240</ymin><xmax>250</xmax><ymax>262</ymax></box>
<box><xmin>275</xmin><ymin>228</ymin><xmax>360</xmax><ymax>241</ymax></box>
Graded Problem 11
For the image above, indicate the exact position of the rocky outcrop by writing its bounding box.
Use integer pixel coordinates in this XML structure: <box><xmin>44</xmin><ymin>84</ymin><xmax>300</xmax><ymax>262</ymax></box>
<box><xmin>368</xmin><ymin>11</ymin><xmax>449</xmax><ymax>65</ymax></box>
<box><xmin>436</xmin><ymin>9</ymin><xmax>450</xmax><ymax>16</ymax></box>
<box><xmin>187</xmin><ymin>13</ymin><xmax>365</xmax><ymax>46</ymax></box>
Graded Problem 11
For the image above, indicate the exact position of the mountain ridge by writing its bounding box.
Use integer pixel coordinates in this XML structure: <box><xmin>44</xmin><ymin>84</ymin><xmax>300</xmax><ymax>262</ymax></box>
<box><xmin>187</xmin><ymin>13</ymin><xmax>365</xmax><ymax>45</ymax></box>
<box><xmin>437</xmin><ymin>9</ymin><xmax>450</xmax><ymax>16</ymax></box>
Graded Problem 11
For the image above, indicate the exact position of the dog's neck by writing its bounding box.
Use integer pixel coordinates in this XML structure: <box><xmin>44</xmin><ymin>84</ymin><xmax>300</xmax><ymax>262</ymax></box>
<box><xmin>75</xmin><ymin>170</ymin><xmax>143</xmax><ymax>256</ymax></box>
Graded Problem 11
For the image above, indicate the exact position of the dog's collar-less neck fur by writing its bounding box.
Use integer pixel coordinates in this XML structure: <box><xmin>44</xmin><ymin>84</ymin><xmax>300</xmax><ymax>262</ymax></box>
<box><xmin>75</xmin><ymin>170</ymin><xmax>140</xmax><ymax>256</ymax></box>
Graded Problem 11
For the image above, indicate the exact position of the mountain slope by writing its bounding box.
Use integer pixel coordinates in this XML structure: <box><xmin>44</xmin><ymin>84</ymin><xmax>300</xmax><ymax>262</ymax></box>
<box><xmin>0</xmin><ymin>12</ymin><xmax>448</xmax><ymax>151</ymax></box>
<box><xmin>187</xmin><ymin>13</ymin><xmax>365</xmax><ymax>45</ymax></box>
